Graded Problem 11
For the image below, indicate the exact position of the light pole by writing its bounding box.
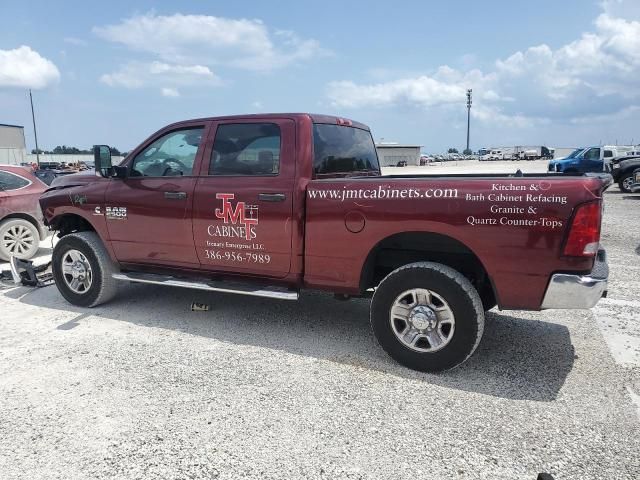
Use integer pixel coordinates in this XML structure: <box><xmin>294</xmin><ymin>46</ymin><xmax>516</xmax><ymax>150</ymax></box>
<box><xmin>466</xmin><ymin>89</ymin><xmax>472</xmax><ymax>154</ymax></box>
<box><xmin>29</xmin><ymin>89</ymin><xmax>40</xmax><ymax>166</ymax></box>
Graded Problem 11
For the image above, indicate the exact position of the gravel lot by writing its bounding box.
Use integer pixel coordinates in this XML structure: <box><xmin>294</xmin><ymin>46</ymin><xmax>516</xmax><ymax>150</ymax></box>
<box><xmin>1</xmin><ymin>160</ymin><xmax>639</xmax><ymax>480</ymax></box>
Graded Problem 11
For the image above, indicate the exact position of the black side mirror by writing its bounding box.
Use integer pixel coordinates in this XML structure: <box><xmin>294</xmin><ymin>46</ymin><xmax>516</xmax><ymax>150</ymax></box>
<box><xmin>93</xmin><ymin>145</ymin><xmax>113</xmax><ymax>177</ymax></box>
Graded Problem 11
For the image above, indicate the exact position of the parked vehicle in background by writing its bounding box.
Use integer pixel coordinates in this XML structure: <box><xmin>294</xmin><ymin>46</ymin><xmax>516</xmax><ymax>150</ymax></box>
<box><xmin>479</xmin><ymin>146</ymin><xmax>551</xmax><ymax>161</ymax></box>
<box><xmin>0</xmin><ymin>165</ymin><xmax>47</xmax><ymax>261</ymax></box>
<box><xmin>548</xmin><ymin>145</ymin><xmax>632</xmax><ymax>174</ymax></box>
<box><xmin>516</xmin><ymin>146</ymin><xmax>552</xmax><ymax>160</ymax></box>
<box><xmin>37</xmin><ymin>161</ymin><xmax>66</xmax><ymax>170</ymax></box>
<box><xmin>480</xmin><ymin>150</ymin><xmax>502</xmax><ymax>161</ymax></box>
<box><xmin>39</xmin><ymin>113</ymin><xmax>610</xmax><ymax>373</ymax></box>
<box><xmin>34</xmin><ymin>169</ymin><xmax>80</xmax><ymax>186</ymax></box>
<box><xmin>630</xmin><ymin>169</ymin><xmax>640</xmax><ymax>193</ymax></box>
<box><xmin>611</xmin><ymin>156</ymin><xmax>640</xmax><ymax>192</ymax></box>
<box><xmin>552</xmin><ymin>148</ymin><xmax>584</xmax><ymax>163</ymax></box>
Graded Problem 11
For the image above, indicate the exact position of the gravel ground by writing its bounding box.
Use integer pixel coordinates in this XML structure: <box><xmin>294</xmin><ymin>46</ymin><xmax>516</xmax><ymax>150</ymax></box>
<box><xmin>0</xmin><ymin>161</ymin><xmax>639</xmax><ymax>480</ymax></box>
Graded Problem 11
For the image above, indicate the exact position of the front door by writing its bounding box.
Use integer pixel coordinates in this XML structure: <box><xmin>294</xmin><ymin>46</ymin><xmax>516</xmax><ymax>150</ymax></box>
<box><xmin>192</xmin><ymin>119</ymin><xmax>296</xmax><ymax>278</ymax></box>
<box><xmin>581</xmin><ymin>147</ymin><xmax>602</xmax><ymax>173</ymax></box>
<box><xmin>104</xmin><ymin>124</ymin><xmax>207</xmax><ymax>267</ymax></box>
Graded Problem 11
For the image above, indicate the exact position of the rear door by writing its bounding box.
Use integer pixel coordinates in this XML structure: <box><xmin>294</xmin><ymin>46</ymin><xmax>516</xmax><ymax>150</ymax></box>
<box><xmin>104</xmin><ymin>123</ymin><xmax>208</xmax><ymax>267</ymax></box>
<box><xmin>192</xmin><ymin>119</ymin><xmax>296</xmax><ymax>278</ymax></box>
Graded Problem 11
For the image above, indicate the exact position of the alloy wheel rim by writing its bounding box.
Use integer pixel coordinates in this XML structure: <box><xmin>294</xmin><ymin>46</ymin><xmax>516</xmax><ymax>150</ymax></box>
<box><xmin>389</xmin><ymin>288</ymin><xmax>456</xmax><ymax>353</ymax></box>
<box><xmin>2</xmin><ymin>225</ymin><xmax>35</xmax><ymax>256</ymax></box>
<box><xmin>61</xmin><ymin>249</ymin><xmax>93</xmax><ymax>294</ymax></box>
<box><xmin>623</xmin><ymin>176</ymin><xmax>633</xmax><ymax>190</ymax></box>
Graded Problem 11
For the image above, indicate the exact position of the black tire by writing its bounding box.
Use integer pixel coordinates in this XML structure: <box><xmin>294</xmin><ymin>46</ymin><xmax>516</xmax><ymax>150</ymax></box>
<box><xmin>52</xmin><ymin>231</ymin><xmax>119</xmax><ymax>307</ymax></box>
<box><xmin>618</xmin><ymin>174</ymin><xmax>634</xmax><ymax>193</ymax></box>
<box><xmin>0</xmin><ymin>218</ymin><xmax>40</xmax><ymax>261</ymax></box>
<box><xmin>370</xmin><ymin>262</ymin><xmax>484</xmax><ymax>372</ymax></box>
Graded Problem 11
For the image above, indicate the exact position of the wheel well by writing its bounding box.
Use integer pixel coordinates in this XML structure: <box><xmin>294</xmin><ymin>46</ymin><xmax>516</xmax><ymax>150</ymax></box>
<box><xmin>0</xmin><ymin>213</ymin><xmax>43</xmax><ymax>238</ymax></box>
<box><xmin>360</xmin><ymin>232</ymin><xmax>497</xmax><ymax>310</ymax></box>
<box><xmin>50</xmin><ymin>214</ymin><xmax>95</xmax><ymax>237</ymax></box>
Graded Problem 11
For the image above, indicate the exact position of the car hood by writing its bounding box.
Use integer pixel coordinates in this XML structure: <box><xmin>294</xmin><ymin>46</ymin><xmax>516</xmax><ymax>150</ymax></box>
<box><xmin>48</xmin><ymin>170</ymin><xmax>105</xmax><ymax>189</ymax></box>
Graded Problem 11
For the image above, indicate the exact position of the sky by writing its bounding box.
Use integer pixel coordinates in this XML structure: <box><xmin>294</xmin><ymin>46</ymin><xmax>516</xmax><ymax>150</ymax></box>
<box><xmin>1</xmin><ymin>0</ymin><xmax>639</xmax><ymax>153</ymax></box>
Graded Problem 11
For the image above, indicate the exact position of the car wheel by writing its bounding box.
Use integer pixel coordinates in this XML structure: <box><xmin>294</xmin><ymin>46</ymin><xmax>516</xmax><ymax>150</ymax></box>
<box><xmin>52</xmin><ymin>231</ymin><xmax>118</xmax><ymax>307</ymax></box>
<box><xmin>618</xmin><ymin>174</ymin><xmax>634</xmax><ymax>193</ymax></box>
<box><xmin>370</xmin><ymin>262</ymin><xmax>485</xmax><ymax>372</ymax></box>
<box><xmin>0</xmin><ymin>218</ymin><xmax>40</xmax><ymax>261</ymax></box>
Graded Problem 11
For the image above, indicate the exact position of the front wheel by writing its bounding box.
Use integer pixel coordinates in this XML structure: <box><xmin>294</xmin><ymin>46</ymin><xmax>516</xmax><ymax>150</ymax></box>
<box><xmin>618</xmin><ymin>174</ymin><xmax>634</xmax><ymax>193</ymax></box>
<box><xmin>370</xmin><ymin>262</ymin><xmax>485</xmax><ymax>372</ymax></box>
<box><xmin>52</xmin><ymin>231</ymin><xmax>118</xmax><ymax>307</ymax></box>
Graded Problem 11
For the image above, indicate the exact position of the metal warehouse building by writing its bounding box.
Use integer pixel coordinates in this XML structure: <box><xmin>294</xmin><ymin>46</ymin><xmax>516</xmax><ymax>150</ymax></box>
<box><xmin>0</xmin><ymin>124</ymin><xmax>27</xmax><ymax>165</ymax></box>
<box><xmin>375</xmin><ymin>142</ymin><xmax>422</xmax><ymax>167</ymax></box>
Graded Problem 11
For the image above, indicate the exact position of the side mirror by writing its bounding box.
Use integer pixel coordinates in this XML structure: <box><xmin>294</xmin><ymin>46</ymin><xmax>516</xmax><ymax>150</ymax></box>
<box><xmin>93</xmin><ymin>145</ymin><xmax>113</xmax><ymax>177</ymax></box>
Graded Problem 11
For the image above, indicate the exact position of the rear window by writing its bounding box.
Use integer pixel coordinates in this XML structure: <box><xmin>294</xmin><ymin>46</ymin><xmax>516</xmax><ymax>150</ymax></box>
<box><xmin>313</xmin><ymin>124</ymin><xmax>379</xmax><ymax>176</ymax></box>
<box><xmin>0</xmin><ymin>170</ymin><xmax>30</xmax><ymax>190</ymax></box>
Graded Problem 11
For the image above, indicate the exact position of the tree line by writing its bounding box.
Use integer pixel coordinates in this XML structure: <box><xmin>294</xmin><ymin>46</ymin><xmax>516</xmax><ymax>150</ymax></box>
<box><xmin>31</xmin><ymin>146</ymin><xmax>125</xmax><ymax>156</ymax></box>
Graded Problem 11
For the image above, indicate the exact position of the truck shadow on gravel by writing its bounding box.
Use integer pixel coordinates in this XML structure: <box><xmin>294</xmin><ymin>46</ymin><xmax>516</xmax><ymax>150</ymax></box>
<box><xmin>15</xmin><ymin>283</ymin><xmax>574</xmax><ymax>402</ymax></box>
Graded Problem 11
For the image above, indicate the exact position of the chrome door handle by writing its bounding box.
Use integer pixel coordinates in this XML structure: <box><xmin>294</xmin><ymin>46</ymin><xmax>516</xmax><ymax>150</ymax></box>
<box><xmin>258</xmin><ymin>193</ymin><xmax>286</xmax><ymax>202</ymax></box>
<box><xmin>164</xmin><ymin>191</ymin><xmax>187</xmax><ymax>199</ymax></box>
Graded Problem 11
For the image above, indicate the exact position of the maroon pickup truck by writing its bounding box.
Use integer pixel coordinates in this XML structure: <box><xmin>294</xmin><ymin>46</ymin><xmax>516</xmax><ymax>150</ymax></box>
<box><xmin>39</xmin><ymin>113</ymin><xmax>609</xmax><ymax>372</ymax></box>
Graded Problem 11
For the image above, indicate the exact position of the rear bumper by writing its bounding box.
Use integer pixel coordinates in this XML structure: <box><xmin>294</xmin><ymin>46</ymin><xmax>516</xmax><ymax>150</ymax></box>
<box><xmin>541</xmin><ymin>249</ymin><xmax>608</xmax><ymax>309</ymax></box>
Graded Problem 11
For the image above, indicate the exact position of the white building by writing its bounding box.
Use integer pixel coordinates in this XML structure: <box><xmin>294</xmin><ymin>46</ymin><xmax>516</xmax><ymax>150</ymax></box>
<box><xmin>0</xmin><ymin>124</ymin><xmax>27</xmax><ymax>165</ymax></box>
<box><xmin>375</xmin><ymin>142</ymin><xmax>422</xmax><ymax>167</ymax></box>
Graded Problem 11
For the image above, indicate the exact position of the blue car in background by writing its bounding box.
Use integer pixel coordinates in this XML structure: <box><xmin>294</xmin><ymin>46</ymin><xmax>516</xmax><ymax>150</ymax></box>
<box><xmin>548</xmin><ymin>146</ymin><xmax>615</xmax><ymax>174</ymax></box>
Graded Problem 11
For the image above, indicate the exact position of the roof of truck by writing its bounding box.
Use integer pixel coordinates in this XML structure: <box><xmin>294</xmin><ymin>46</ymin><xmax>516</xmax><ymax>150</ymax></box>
<box><xmin>163</xmin><ymin>113</ymin><xmax>371</xmax><ymax>131</ymax></box>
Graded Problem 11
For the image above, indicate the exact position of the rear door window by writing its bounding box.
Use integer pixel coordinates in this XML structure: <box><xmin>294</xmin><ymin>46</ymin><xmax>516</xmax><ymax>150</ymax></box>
<box><xmin>209</xmin><ymin>123</ymin><xmax>281</xmax><ymax>176</ymax></box>
<box><xmin>313</xmin><ymin>124</ymin><xmax>380</xmax><ymax>176</ymax></box>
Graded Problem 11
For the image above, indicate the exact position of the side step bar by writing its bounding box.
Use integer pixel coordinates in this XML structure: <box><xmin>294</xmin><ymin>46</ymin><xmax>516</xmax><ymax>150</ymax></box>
<box><xmin>112</xmin><ymin>272</ymin><xmax>299</xmax><ymax>301</ymax></box>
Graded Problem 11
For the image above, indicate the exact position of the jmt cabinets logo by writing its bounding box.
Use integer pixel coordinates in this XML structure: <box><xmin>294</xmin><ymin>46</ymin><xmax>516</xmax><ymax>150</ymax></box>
<box><xmin>209</xmin><ymin>193</ymin><xmax>258</xmax><ymax>240</ymax></box>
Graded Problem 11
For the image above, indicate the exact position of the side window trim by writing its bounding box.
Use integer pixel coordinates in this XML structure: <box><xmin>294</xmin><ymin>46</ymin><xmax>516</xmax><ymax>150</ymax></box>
<box><xmin>128</xmin><ymin>125</ymin><xmax>207</xmax><ymax>178</ymax></box>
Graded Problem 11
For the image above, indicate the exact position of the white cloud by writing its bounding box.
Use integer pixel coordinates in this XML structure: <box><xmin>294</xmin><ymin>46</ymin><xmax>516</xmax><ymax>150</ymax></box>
<box><xmin>63</xmin><ymin>37</ymin><xmax>87</xmax><ymax>46</ymax></box>
<box><xmin>0</xmin><ymin>46</ymin><xmax>60</xmax><ymax>89</ymax></box>
<box><xmin>94</xmin><ymin>12</ymin><xmax>327</xmax><ymax>72</ymax></box>
<box><xmin>100</xmin><ymin>61</ymin><xmax>220</xmax><ymax>89</ymax></box>
<box><xmin>326</xmin><ymin>7</ymin><xmax>640</xmax><ymax>128</ymax></box>
<box><xmin>161</xmin><ymin>87</ymin><xmax>180</xmax><ymax>98</ymax></box>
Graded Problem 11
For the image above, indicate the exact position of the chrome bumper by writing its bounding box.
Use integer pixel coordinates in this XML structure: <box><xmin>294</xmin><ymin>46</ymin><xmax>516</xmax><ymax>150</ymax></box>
<box><xmin>541</xmin><ymin>249</ymin><xmax>608</xmax><ymax>309</ymax></box>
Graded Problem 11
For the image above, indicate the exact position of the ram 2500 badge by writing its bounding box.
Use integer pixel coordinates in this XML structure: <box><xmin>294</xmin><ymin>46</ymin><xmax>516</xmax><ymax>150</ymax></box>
<box><xmin>39</xmin><ymin>113</ymin><xmax>610</xmax><ymax>372</ymax></box>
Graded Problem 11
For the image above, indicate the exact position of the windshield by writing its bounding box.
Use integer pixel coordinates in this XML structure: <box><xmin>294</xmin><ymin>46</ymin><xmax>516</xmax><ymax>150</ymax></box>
<box><xmin>567</xmin><ymin>148</ymin><xmax>585</xmax><ymax>159</ymax></box>
<box><xmin>312</xmin><ymin>124</ymin><xmax>380</xmax><ymax>177</ymax></box>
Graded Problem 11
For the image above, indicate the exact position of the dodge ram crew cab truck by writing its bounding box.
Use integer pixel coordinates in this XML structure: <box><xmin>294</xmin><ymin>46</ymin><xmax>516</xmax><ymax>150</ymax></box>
<box><xmin>39</xmin><ymin>113</ymin><xmax>610</xmax><ymax>372</ymax></box>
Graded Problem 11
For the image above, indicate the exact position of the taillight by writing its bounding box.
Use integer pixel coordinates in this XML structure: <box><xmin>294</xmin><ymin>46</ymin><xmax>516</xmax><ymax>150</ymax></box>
<box><xmin>563</xmin><ymin>201</ymin><xmax>601</xmax><ymax>257</ymax></box>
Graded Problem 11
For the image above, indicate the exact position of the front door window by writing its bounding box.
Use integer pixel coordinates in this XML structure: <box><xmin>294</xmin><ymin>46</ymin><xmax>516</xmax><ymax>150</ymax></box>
<box><xmin>131</xmin><ymin>128</ymin><xmax>203</xmax><ymax>177</ymax></box>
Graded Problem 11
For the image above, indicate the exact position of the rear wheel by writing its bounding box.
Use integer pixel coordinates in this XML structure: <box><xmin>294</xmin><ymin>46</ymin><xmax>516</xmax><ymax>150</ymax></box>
<box><xmin>370</xmin><ymin>262</ymin><xmax>485</xmax><ymax>372</ymax></box>
<box><xmin>619</xmin><ymin>174</ymin><xmax>634</xmax><ymax>193</ymax></box>
<box><xmin>0</xmin><ymin>218</ymin><xmax>40</xmax><ymax>261</ymax></box>
<box><xmin>52</xmin><ymin>231</ymin><xmax>118</xmax><ymax>307</ymax></box>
